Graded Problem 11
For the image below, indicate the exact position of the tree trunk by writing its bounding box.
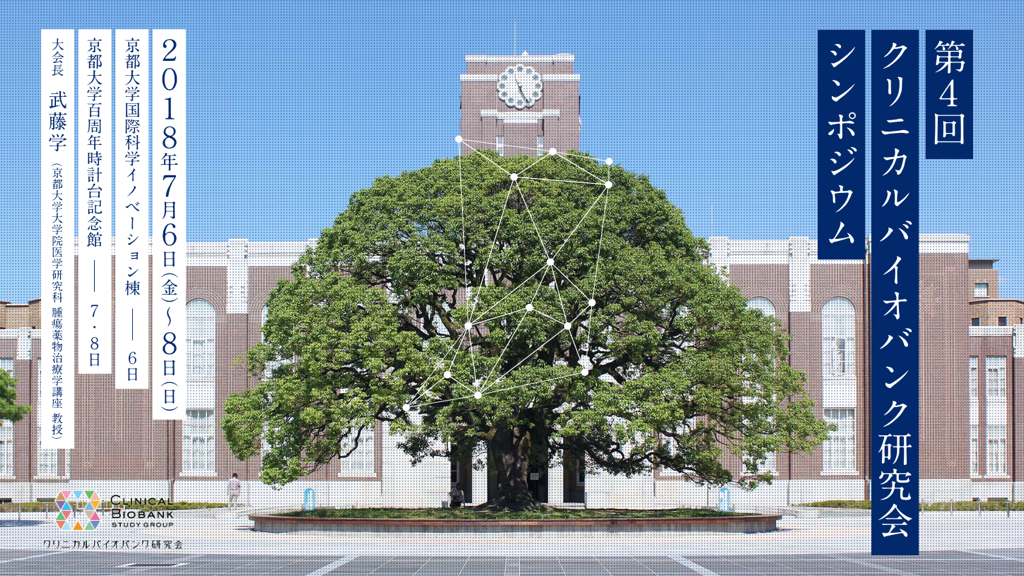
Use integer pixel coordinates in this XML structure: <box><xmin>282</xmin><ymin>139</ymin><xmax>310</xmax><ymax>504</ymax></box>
<box><xmin>484</xmin><ymin>426</ymin><xmax>538</xmax><ymax>511</ymax></box>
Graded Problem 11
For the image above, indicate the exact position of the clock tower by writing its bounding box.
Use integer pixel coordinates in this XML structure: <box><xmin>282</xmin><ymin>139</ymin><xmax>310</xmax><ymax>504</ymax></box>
<box><xmin>459</xmin><ymin>52</ymin><xmax>580</xmax><ymax>157</ymax></box>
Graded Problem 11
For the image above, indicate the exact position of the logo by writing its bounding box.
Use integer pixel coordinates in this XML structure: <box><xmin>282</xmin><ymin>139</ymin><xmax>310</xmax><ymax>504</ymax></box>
<box><xmin>54</xmin><ymin>490</ymin><xmax>101</xmax><ymax>531</ymax></box>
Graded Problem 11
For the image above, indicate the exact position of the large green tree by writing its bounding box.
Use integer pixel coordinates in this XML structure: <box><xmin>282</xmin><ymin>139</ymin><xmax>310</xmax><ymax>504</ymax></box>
<box><xmin>223</xmin><ymin>151</ymin><xmax>830</xmax><ymax>510</ymax></box>
<box><xmin>0</xmin><ymin>368</ymin><xmax>31</xmax><ymax>423</ymax></box>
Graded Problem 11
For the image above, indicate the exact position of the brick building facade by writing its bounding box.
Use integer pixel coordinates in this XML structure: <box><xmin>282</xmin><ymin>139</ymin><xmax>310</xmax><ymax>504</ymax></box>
<box><xmin>0</xmin><ymin>53</ymin><xmax>1019</xmax><ymax>507</ymax></box>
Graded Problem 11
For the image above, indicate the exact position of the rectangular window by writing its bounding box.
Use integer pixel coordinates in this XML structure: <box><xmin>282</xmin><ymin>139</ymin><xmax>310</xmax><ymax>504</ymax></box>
<box><xmin>971</xmin><ymin>317</ymin><xmax>980</xmax><ymax>326</ymax></box>
<box><xmin>970</xmin><ymin>425</ymin><xmax>978</xmax><ymax>476</ymax></box>
<box><xmin>974</xmin><ymin>283</ymin><xmax>989</xmax><ymax>297</ymax></box>
<box><xmin>822</xmin><ymin>408</ymin><xmax>856</xmax><ymax>474</ymax></box>
<box><xmin>182</xmin><ymin>409</ymin><xmax>215</xmax><ymax>474</ymax></box>
<box><xmin>187</xmin><ymin>337</ymin><xmax>216</xmax><ymax>381</ymax></box>
<box><xmin>450</xmin><ymin>455</ymin><xmax>460</xmax><ymax>484</ymax></box>
<box><xmin>744</xmin><ymin>451</ymin><xmax>777</xmax><ymax>475</ymax></box>
<box><xmin>986</xmin><ymin>356</ymin><xmax>1007</xmax><ymax>400</ymax></box>
<box><xmin>986</xmin><ymin>425</ymin><xmax>1007</xmax><ymax>476</ymax></box>
<box><xmin>832</xmin><ymin>338</ymin><xmax>849</xmax><ymax>376</ymax></box>
<box><xmin>537</xmin><ymin>135</ymin><xmax>544</xmax><ymax>157</ymax></box>
<box><xmin>38</xmin><ymin>427</ymin><xmax>58</xmax><ymax>476</ymax></box>
<box><xmin>0</xmin><ymin>358</ymin><xmax>13</xmax><ymax>374</ymax></box>
<box><xmin>969</xmin><ymin>356</ymin><xmax>978</xmax><ymax>399</ymax></box>
<box><xmin>998</xmin><ymin>317</ymin><xmax>1007</xmax><ymax>326</ymax></box>
<box><xmin>0</xmin><ymin>420</ymin><xmax>13</xmax><ymax>477</ymax></box>
<box><xmin>496</xmin><ymin>135</ymin><xmax>504</xmax><ymax>157</ymax></box>
<box><xmin>339</xmin><ymin>423</ymin><xmax>376</xmax><ymax>477</ymax></box>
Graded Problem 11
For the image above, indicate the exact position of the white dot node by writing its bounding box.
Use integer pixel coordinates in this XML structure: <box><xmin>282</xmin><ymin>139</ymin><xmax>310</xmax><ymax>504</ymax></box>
<box><xmin>605</xmin><ymin>158</ymin><xmax>613</xmax><ymax>165</ymax></box>
<box><xmin>474</xmin><ymin>391</ymin><xmax>483</xmax><ymax>399</ymax></box>
<box><xmin>581</xmin><ymin>369</ymin><xmax>590</xmax><ymax>376</ymax></box>
<box><xmin>464</xmin><ymin>322</ymin><xmax>472</xmax><ymax>330</ymax></box>
<box><xmin>525</xmin><ymin>303</ymin><xmax>534</xmax><ymax>312</ymax></box>
<box><xmin>588</xmin><ymin>299</ymin><xmax>596</xmax><ymax>307</ymax></box>
<box><xmin>549</xmin><ymin>147</ymin><xmax>557</xmax><ymax>155</ymax></box>
<box><xmin>546</xmin><ymin>258</ymin><xmax>554</xmax><ymax>266</ymax></box>
<box><xmin>510</xmin><ymin>173</ymin><xmax>518</xmax><ymax>181</ymax></box>
<box><xmin>402</xmin><ymin>404</ymin><xmax>410</xmax><ymax>412</ymax></box>
<box><xmin>564</xmin><ymin>322</ymin><xmax>572</xmax><ymax>331</ymax></box>
<box><xmin>443</xmin><ymin>370</ymin><xmax>452</xmax><ymax>379</ymax></box>
<box><xmin>604</xmin><ymin>181</ymin><xmax>613</xmax><ymax>189</ymax></box>
<box><xmin>455</xmin><ymin>135</ymin><xmax>463</xmax><ymax>143</ymax></box>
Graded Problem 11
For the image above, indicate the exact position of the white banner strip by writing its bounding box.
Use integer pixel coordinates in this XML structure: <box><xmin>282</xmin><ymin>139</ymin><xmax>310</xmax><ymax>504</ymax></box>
<box><xmin>115</xmin><ymin>30</ymin><xmax>150</xmax><ymax>389</ymax></box>
<box><xmin>152</xmin><ymin>30</ymin><xmax>186</xmax><ymax>419</ymax></box>
<box><xmin>77</xmin><ymin>30</ymin><xmax>112</xmax><ymax>375</ymax></box>
<box><xmin>41</xmin><ymin>30</ymin><xmax>76</xmax><ymax>449</ymax></box>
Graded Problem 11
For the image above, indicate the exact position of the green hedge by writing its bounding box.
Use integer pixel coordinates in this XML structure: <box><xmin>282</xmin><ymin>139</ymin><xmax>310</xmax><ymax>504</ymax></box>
<box><xmin>921</xmin><ymin>500</ymin><xmax>1024</xmax><ymax>512</ymax></box>
<box><xmin>281</xmin><ymin>507</ymin><xmax>744</xmax><ymax>520</ymax></box>
<box><xmin>803</xmin><ymin>499</ymin><xmax>1024</xmax><ymax>512</ymax></box>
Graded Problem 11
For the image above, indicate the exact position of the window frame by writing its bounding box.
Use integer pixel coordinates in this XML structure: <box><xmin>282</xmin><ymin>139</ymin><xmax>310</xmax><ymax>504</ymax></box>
<box><xmin>822</xmin><ymin>408</ymin><xmax>857</xmax><ymax>475</ymax></box>
<box><xmin>0</xmin><ymin>419</ymin><xmax>14</xmax><ymax>478</ymax></box>
<box><xmin>821</xmin><ymin>298</ymin><xmax>856</xmax><ymax>379</ymax></box>
<box><xmin>186</xmin><ymin>299</ymin><xmax>217</xmax><ymax>383</ymax></box>
<box><xmin>970</xmin><ymin>425</ymin><xmax>979</xmax><ymax>477</ymax></box>
<box><xmin>969</xmin><ymin>356</ymin><xmax>978</xmax><ymax>400</ymax></box>
<box><xmin>986</xmin><ymin>424</ymin><xmax>1007</xmax><ymax>477</ymax></box>
<box><xmin>181</xmin><ymin>409</ymin><xmax>216</xmax><ymax>476</ymax></box>
<box><xmin>338</xmin><ymin>421</ymin><xmax>381</xmax><ymax>480</ymax></box>
<box><xmin>985</xmin><ymin>356</ymin><xmax>1007</xmax><ymax>401</ymax></box>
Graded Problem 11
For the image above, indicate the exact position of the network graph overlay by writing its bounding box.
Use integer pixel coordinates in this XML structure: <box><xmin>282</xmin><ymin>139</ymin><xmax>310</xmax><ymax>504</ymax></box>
<box><xmin>403</xmin><ymin>137</ymin><xmax>615</xmax><ymax>412</ymax></box>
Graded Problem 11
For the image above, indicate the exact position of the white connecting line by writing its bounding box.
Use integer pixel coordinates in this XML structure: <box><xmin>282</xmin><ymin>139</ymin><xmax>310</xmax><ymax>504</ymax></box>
<box><xmin>402</xmin><ymin>138</ymin><xmax>614</xmax><ymax>411</ymax></box>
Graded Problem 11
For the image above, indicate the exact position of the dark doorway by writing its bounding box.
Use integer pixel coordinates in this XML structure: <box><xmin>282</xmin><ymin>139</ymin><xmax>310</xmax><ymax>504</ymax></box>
<box><xmin>563</xmin><ymin>451</ymin><xmax>586</xmax><ymax>503</ymax></box>
<box><xmin>450</xmin><ymin>446</ymin><xmax>473</xmax><ymax>504</ymax></box>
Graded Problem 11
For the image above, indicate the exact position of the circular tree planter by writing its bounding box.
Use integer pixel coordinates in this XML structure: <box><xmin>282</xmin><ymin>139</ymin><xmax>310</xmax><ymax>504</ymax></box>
<box><xmin>250</xmin><ymin>512</ymin><xmax>781</xmax><ymax>534</ymax></box>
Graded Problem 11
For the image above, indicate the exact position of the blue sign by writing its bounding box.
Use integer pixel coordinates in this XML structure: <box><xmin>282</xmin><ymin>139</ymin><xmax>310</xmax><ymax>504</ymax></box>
<box><xmin>718</xmin><ymin>486</ymin><xmax>730</xmax><ymax>512</ymax></box>
<box><xmin>303</xmin><ymin>488</ymin><xmax>316</xmax><ymax>512</ymax></box>
<box><xmin>818</xmin><ymin>30</ymin><xmax>866</xmax><ymax>261</ymax></box>
<box><xmin>926</xmin><ymin>30</ymin><xmax>973</xmax><ymax>159</ymax></box>
<box><xmin>870</xmin><ymin>29</ymin><xmax>919</xmax><ymax>556</ymax></box>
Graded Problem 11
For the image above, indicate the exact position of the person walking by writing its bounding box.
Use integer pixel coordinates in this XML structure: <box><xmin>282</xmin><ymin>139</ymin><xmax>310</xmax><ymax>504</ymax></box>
<box><xmin>448</xmin><ymin>482</ymin><xmax>465</xmax><ymax>509</ymax></box>
<box><xmin>227</xmin><ymin>473</ymin><xmax>242</xmax><ymax>508</ymax></box>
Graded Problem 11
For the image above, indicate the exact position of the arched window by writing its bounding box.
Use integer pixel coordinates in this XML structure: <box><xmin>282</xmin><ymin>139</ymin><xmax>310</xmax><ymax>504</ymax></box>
<box><xmin>187</xmin><ymin>299</ymin><xmax>216</xmax><ymax>381</ymax></box>
<box><xmin>183</xmin><ymin>299</ymin><xmax>216</xmax><ymax>475</ymax></box>
<box><xmin>746</xmin><ymin>297</ymin><xmax>776</xmax><ymax>318</ymax></box>
<box><xmin>822</xmin><ymin>297</ymin><xmax>855</xmax><ymax>378</ymax></box>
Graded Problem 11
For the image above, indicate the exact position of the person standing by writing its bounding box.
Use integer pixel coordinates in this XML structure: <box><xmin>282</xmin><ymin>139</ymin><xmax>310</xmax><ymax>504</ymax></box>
<box><xmin>448</xmin><ymin>482</ymin><xmax>465</xmax><ymax>509</ymax></box>
<box><xmin>227</xmin><ymin>472</ymin><xmax>242</xmax><ymax>508</ymax></box>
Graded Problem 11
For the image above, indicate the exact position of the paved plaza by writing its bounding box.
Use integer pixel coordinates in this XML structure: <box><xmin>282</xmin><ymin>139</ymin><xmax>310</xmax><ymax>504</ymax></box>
<box><xmin>1</xmin><ymin>511</ymin><xmax>1022</xmax><ymax>574</ymax></box>
<box><xmin>1</xmin><ymin>550</ymin><xmax>1023</xmax><ymax>575</ymax></box>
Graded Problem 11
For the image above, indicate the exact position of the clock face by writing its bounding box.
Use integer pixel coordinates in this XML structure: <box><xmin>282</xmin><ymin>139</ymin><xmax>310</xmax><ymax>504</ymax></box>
<box><xmin>497</xmin><ymin>64</ymin><xmax>543</xmax><ymax>109</ymax></box>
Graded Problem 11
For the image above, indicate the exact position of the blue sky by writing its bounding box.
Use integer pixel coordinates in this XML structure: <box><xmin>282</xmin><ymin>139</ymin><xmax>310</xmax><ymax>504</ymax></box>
<box><xmin>2</xmin><ymin>0</ymin><xmax>1022</xmax><ymax>303</ymax></box>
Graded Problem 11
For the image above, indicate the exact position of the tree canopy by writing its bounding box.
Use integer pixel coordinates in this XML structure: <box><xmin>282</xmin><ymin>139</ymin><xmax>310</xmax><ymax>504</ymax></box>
<box><xmin>0</xmin><ymin>368</ymin><xmax>31</xmax><ymax>423</ymax></box>
<box><xmin>223</xmin><ymin>150</ymin><xmax>831</xmax><ymax>509</ymax></box>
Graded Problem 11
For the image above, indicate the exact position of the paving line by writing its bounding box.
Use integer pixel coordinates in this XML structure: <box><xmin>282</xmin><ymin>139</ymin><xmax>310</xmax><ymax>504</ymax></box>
<box><xmin>0</xmin><ymin>550</ymin><xmax>68</xmax><ymax>564</ymax></box>
<box><xmin>670</xmin><ymin>556</ymin><xmax>722</xmax><ymax>576</ymax></box>
<box><xmin>304</xmin><ymin>554</ymin><xmax>358</xmax><ymax>576</ymax></box>
<box><xmin>503</xmin><ymin>556</ymin><xmax>520</xmax><ymax>576</ymax></box>
<box><xmin>837</xmin><ymin>556</ymin><xmax>917</xmax><ymax>575</ymax></box>
<box><xmin>957</xmin><ymin>549</ymin><xmax>1024</xmax><ymax>563</ymax></box>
